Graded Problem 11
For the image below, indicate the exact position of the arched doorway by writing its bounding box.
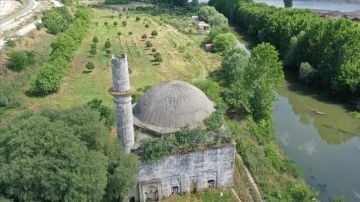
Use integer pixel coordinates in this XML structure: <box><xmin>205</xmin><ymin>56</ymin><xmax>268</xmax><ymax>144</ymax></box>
<box><xmin>144</xmin><ymin>185</ymin><xmax>159</xmax><ymax>201</ymax></box>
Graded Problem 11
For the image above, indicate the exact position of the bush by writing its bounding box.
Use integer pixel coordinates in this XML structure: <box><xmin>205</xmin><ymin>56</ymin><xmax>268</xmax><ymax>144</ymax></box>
<box><xmin>5</xmin><ymin>39</ymin><xmax>16</xmax><ymax>47</ymax></box>
<box><xmin>128</xmin><ymin>31</ymin><xmax>133</xmax><ymax>35</ymax></box>
<box><xmin>145</xmin><ymin>41</ymin><xmax>153</xmax><ymax>48</ymax></box>
<box><xmin>151</xmin><ymin>48</ymin><xmax>156</xmax><ymax>53</ymax></box>
<box><xmin>151</xmin><ymin>30</ymin><xmax>158</xmax><ymax>37</ymax></box>
<box><xmin>213</xmin><ymin>33</ymin><xmax>237</xmax><ymax>52</ymax></box>
<box><xmin>299</xmin><ymin>62</ymin><xmax>316</xmax><ymax>84</ymax></box>
<box><xmin>136</xmin><ymin>16</ymin><xmax>140</xmax><ymax>21</ymax></box>
<box><xmin>122</xmin><ymin>21</ymin><xmax>127</xmax><ymax>26</ymax></box>
<box><xmin>85</xmin><ymin>61</ymin><xmax>95</xmax><ymax>71</ymax></box>
<box><xmin>117</xmin><ymin>31</ymin><xmax>122</xmax><ymax>36</ymax></box>
<box><xmin>105</xmin><ymin>39</ymin><xmax>111</xmax><ymax>48</ymax></box>
<box><xmin>153</xmin><ymin>52</ymin><xmax>163</xmax><ymax>63</ymax></box>
<box><xmin>93</xmin><ymin>36</ymin><xmax>99</xmax><ymax>43</ymax></box>
<box><xmin>113</xmin><ymin>21</ymin><xmax>118</xmax><ymax>26</ymax></box>
<box><xmin>7</xmin><ymin>51</ymin><xmax>34</xmax><ymax>72</ymax></box>
<box><xmin>42</xmin><ymin>7</ymin><xmax>73</xmax><ymax>34</ymax></box>
<box><xmin>145</xmin><ymin>24</ymin><xmax>149</xmax><ymax>28</ymax></box>
<box><xmin>142</xmin><ymin>34</ymin><xmax>147</xmax><ymax>39</ymax></box>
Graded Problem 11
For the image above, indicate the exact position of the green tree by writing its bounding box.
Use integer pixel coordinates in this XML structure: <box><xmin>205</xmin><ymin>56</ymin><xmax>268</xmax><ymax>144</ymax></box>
<box><xmin>151</xmin><ymin>48</ymin><xmax>157</xmax><ymax>53</ymax></box>
<box><xmin>86</xmin><ymin>61</ymin><xmax>95</xmax><ymax>71</ymax></box>
<box><xmin>90</xmin><ymin>47</ymin><xmax>97</xmax><ymax>56</ymax></box>
<box><xmin>93</xmin><ymin>36</ymin><xmax>99</xmax><ymax>43</ymax></box>
<box><xmin>221</xmin><ymin>48</ymin><xmax>249</xmax><ymax>85</ymax></box>
<box><xmin>146</xmin><ymin>41</ymin><xmax>153</xmax><ymax>48</ymax></box>
<box><xmin>105</xmin><ymin>39</ymin><xmax>111</xmax><ymax>49</ymax></box>
<box><xmin>0</xmin><ymin>106</ymin><xmax>138</xmax><ymax>201</ymax></box>
<box><xmin>154</xmin><ymin>52</ymin><xmax>163</xmax><ymax>63</ymax></box>
<box><xmin>122</xmin><ymin>21</ymin><xmax>127</xmax><ymax>26</ymax></box>
<box><xmin>42</xmin><ymin>7</ymin><xmax>73</xmax><ymax>34</ymax></box>
<box><xmin>151</xmin><ymin>30</ymin><xmax>158</xmax><ymax>37</ymax></box>
<box><xmin>0</xmin><ymin>116</ymin><xmax>108</xmax><ymax>201</ymax></box>
<box><xmin>145</xmin><ymin>24</ymin><xmax>149</xmax><ymax>28</ymax></box>
<box><xmin>7</xmin><ymin>51</ymin><xmax>34</xmax><ymax>72</ymax></box>
<box><xmin>142</xmin><ymin>34</ymin><xmax>147</xmax><ymax>39</ymax></box>
<box><xmin>299</xmin><ymin>62</ymin><xmax>316</xmax><ymax>84</ymax></box>
<box><xmin>113</xmin><ymin>21</ymin><xmax>118</xmax><ymax>26</ymax></box>
<box><xmin>136</xmin><ymin>16</ymin><xmax>141</xmax><ymax>21</ymax></box>
<box><xmin>284</xmin><ymin>0</ymin><xmax>293</xmax><ymax>8</ymax></box>
<box><xmin>117</xmin><ymin>31</ymin><xmax>122</xmax><ymax>36</ymax></box>
<box><xmin>213</xmin><ymin>33</ymin><xmax>237</xmax><ymax>52</ymax></box>
<box><xmin>199</xmin><ymin>6</ymin><xmax>218</xmax><ymax>22</ymax></box>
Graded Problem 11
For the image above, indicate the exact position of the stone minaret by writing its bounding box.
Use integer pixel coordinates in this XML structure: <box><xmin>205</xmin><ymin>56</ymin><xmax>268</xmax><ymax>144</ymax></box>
<box><xmin>109</xmin><ymin>54</ymin><xmax>134</xmax><ymax>153</ymax></box>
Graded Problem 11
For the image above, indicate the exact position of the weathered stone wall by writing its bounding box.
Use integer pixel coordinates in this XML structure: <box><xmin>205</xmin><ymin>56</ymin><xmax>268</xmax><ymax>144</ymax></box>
<box><xmin>135</xmin><ymin>144</ymin><xmax>236</xmax><ymax>202</ymax></box>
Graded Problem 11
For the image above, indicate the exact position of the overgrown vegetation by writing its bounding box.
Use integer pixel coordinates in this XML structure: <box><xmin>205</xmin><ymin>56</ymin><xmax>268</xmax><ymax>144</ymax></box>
<box><xmin>0</xmin><ymin>106</ymin><xmax>138</xmax><ymax>201</ymax></box>
<box><xmin>140</xmin><ymin>126</ymin><xmax>231</xmax><ymax>163</ymax></box>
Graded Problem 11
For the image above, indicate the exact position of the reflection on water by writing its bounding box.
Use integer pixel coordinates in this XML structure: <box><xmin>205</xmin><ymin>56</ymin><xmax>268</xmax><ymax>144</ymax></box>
<box><xmin>274</xmin><ymin>69</ymin><xmax>360</xmax><ymax>201</ymax></box>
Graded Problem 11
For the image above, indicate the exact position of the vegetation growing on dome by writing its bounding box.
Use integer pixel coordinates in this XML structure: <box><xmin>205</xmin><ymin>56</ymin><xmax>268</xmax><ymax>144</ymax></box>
<box><xmin>139</xmin><ymin>126</ymin><xmax>232</xmax><ymax>163</ymax></box>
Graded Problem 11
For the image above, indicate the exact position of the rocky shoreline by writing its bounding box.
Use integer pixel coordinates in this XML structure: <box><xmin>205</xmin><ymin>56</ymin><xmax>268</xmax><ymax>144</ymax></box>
<box><xmin>314</xmin><ymin>9</ymin><xmax>360</xmax><ymax>21</ymax></box>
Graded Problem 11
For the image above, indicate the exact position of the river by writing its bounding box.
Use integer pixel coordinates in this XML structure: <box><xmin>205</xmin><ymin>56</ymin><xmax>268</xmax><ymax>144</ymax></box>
<box><xmin>274</xmin><ymin>70</ymin><xmax>360</xmax><ymax>201</ymax></box>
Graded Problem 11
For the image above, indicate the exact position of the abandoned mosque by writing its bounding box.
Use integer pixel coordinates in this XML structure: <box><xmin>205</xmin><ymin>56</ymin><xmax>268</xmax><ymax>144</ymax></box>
<box><xmin>108</xmin><ymin>54</ymin><xmax>236</xmax><ymax>202</ymax></box>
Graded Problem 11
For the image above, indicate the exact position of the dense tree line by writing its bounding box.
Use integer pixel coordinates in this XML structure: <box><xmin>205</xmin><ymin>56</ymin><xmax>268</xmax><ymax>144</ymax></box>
<box><xmin>42</xmin><ymin>7</ymin><xmax>73</xmax><ymax>34</ymax></box>
<box><xmin>30</xmin><ymin>7</ymin><xmax>92</xmax><ymax>95</ymax></box>
<box><xmin>0</xmin><ymin>105</ymin><xmax>138</xmax><ymax>201</ymax></box>
<box><xmin>209</xmin><ymin>0</ymin><xmax>360</xmax><ymax>99</ymax></box>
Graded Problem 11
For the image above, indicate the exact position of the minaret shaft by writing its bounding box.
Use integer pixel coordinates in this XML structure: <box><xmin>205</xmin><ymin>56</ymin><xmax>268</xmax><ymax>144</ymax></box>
<box><xmin>110</xmin><ymin>54</ymin><xmax>134</xmax><ymax>154</ymax></box>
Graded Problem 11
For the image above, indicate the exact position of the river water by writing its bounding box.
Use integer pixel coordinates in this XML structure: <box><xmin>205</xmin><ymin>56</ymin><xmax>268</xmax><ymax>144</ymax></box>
<box><xmin>274</xmin><ymin>70</ymin><xmax>360</xmax><ymax>201</ymax></box>
<box><xmin>253</xmin><ymin>0</ymin><xmax>360</xmax><ymax>12</ymax></box>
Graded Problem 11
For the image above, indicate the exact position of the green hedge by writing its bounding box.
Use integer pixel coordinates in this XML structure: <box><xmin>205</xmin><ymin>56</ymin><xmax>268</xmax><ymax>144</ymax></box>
<box><xmin>30</xmin><ymin>7</ymin><xmax>92</xmax><ymax>95</ymax></box>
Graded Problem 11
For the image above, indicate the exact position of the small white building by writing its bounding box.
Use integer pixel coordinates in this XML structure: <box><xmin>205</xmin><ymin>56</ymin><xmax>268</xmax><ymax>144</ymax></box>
<box><xmin>198</xmin><ymin>21</ymin><xmax>210</xmax><ymax>30</ymax></box>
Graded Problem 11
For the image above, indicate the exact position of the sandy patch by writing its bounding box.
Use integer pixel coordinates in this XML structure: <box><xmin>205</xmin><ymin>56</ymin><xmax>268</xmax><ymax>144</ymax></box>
<box><xmin>0</xmin><ymin>0</ymin><xmax>21</xmax><ymax>19</ymax></box>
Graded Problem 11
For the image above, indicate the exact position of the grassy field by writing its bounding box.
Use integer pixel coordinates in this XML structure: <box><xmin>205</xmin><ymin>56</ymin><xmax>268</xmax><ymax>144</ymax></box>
<box><xmin>20</xmin><ymin>8</ymin><xmax>220</xmax><ymax>110</ymax></box>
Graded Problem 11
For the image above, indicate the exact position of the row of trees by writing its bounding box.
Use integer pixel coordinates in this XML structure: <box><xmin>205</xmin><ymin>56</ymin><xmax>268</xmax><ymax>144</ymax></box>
<box><xmin>30</xmin><ymin>7</ymin><xmax>92</xmax><ymax>95</ymax></box>
<box><xmin>0</xmin><ymin>104</ymin><xmax>138</xmax><ymax>201</ymax></box>
<box><xmin>42</xmin><ymin>7</ymin><xmax>73</xmax><ymax>34</ymax></box>
<box><xmin>209</xmin><ymin>0</ymin><xmax>360</xmax><ymax>99</ymax></box>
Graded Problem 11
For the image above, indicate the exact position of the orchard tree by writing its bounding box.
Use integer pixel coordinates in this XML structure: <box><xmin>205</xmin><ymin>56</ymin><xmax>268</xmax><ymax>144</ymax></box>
<box><xmin>122</xmin><ymin>21</ymin><xmax>127</xmax><ymax>26</ymax></box>
<box><xmin>105</xmin><ymin>39</ymin><xmax>111</xmax><ymax>49</ymax></box>
<box><xmin>146</xmin><ymin>41</ymin><xmax>153</xmax><ymax>48</ymax></box>
<box><xmin>113</xmin><ymin>21</ymin><xmax>118</xmax><ymax>26</ymax></box>
<box><xmin>90</xmin><ymin>47</ymin><xmax>97</xmax><ymax>56</ymax></box>
<box><xmin>142</xmin><ymin>34</ymin><xmax>147</xmax><ymax>40</ymax></box>
<box><xmin>151</xmin><ymin>30</ymin><xmax>158</xmax><ymax>37</ymax></box>
<box><xmin>117</xmin><ymin>31</ymin><xmax>122</xmax><ymax>36</ymax></box>
<box><xmin>151</xmin><ymin>48</ymin><xmax>157</xmax><ymax>53</ymax></box>
<box><xmin>86</xmin><ymin>61</ymin><xmax>95</xmax><ymax>71</ymax></box>
<box><xmin>93</xmin><ymin>36</ymin><xmax>99</xmax><ymax>43</ymax></box>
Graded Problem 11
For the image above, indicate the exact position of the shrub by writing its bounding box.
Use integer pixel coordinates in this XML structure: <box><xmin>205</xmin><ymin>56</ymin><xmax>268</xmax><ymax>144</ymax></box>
<box><xmin>145</xmin><ymin>24</ymin><xmax>149</xmax><ymax>28</ymax></box>
<box><xmin>122</xmin><ymin>21</ymin><xmax>127</xmax><ymax>26</ymax></box>
<box><xmin>153</xmin><ymin>52</ymin><xmax>163</xmax><ymax>63</ymax></box>
<box><xmin>105</xmin><ymin>39</ymin><xmax>111</xmax><ymax>48</ymax></box>
<box><xmin>128</xmin><ymin>31</ymin><xmax>133</xmax><ymax>35</ymax></box>
<box><xmin>7</xmin><ymin>51</ymin><xmax>34</xmax><ymax>72</ymax></box>
<box><xmin>5</xmin><ymin>39</ymin><xmax>16</xmax><ymax>47</ymax></box>
<box><xmin>142</xmin><ymin>34</ymin><xmax>147</xmax><ymax>39</ymax></box>
<box><xmin>151</xmin><ymin>30</ymin><xmax>158</xmax><ymax>37</ymax></box>
<box><xmin>113</xmin><ymin>21</ymin><xmax>118</xmax><ymax>26</ymax></box>
<box><xmin>93</xmin><ymin>36</ymin><xmax>99</xmax><ymax>43</ymax></box>
<box><xmin>136</xmin><ymin>16</ymin><xmax>140</xmax><ymax>21</ymax></box>
<box><xmin>151</xmin><ymin>48</ymin><xmax>156</xmax><ymax>53</ymax></box>
<box><xmin>85</xmin><ymin>61</ymin><xmax>95</xmax><ymax>71</ymax></box>
<box><xmin>117</xmin><ymin>31</ymin><xmax>122</xmax><ymax>36</ymax></box>
<box><xmin>299</xmin><ymin>62</ymin><xmax>316</xmax><ymax>84</ymax></box>
<box><xmin>145</xmin><ymin>41</ymin><xmax>153</xmax><ymax>48</ymax></box>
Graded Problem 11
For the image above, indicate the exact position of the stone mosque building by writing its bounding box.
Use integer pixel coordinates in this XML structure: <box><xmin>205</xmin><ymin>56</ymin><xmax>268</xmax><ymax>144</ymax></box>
<box><xmin>109</xmin><ymin>54</ymin><xmax>236</xmax><ymax>202</ymax></box>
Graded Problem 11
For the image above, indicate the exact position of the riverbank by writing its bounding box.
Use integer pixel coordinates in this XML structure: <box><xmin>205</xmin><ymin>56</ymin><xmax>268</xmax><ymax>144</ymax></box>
<box><xmin>314</xmin><ymin>9</ymin><xmax>360</xmax><ymax>20</ymax></box>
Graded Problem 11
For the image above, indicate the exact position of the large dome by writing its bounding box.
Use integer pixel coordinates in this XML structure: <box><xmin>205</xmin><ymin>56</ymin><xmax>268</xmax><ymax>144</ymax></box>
<box><xmin>133</xmin><ymin>80</ymin><xmax>215</xmax><ymax>133</ymax></box>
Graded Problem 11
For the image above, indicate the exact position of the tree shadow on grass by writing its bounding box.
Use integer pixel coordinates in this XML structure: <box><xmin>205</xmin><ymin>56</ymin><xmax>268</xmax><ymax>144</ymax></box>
<box><xmin>82</xmin><ymin>70</ymin><xmax>92</xmax><ymax>74</ymax></box>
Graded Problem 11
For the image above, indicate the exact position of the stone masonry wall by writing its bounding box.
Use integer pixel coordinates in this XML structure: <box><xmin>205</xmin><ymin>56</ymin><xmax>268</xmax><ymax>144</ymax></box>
<box><xmin>135</xmin><ymin>144</ymin><xmax>236</xmax><ymax>202</ymax></box>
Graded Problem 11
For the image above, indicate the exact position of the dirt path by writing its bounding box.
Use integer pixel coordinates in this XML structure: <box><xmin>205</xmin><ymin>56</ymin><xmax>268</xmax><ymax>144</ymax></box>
<box><xmin>236</xmin><ymin>154</ymin><xmax>262</xmax><ymax>201</ymax></box>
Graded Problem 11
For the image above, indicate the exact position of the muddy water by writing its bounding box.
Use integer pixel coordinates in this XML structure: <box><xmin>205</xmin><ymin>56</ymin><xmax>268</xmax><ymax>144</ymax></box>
<box><xmin>274</xmin><ymin>70</ymin><xmax>360</xmax><ymax>201</ymax></box>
